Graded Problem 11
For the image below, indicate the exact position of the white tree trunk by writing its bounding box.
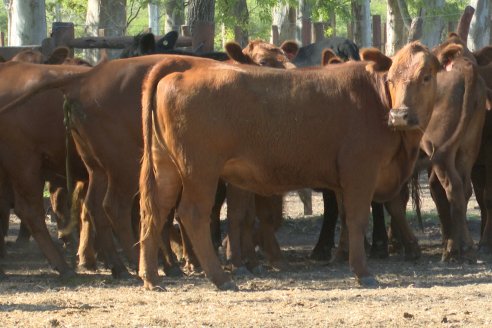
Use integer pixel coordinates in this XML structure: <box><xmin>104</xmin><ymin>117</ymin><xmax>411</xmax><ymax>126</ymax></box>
<box><xmin>8</xmin><ymin>0</ymin><xmax>47</xmax><ymax>46</ymax></box>
<box><xmin>148</xmin><ymin>1</ymin><xmax>160</xmax><ymax>35</ymax></box>
<box><xmin>468</xmin><ymin>0</ymin><xmax>490</xmax><ymax>51</ymax></box>
<box><xmin>420</xmin><ymin>0</ymin><xmax>446</xmax><ymax>48</ymax></box>
<box><xmin>85</xmin><ymin>0</ymin><xmax>126</xmax><ymax>61</ymax></box>
<box><xmin>272</xmin><ymin>4</ymin><xmax>297</xmax><ymax>43</ymax></box>
<box><xmin>386</xmin><ymin>0</ymin><xmax>405</xmax><ymax>56</ymax></box>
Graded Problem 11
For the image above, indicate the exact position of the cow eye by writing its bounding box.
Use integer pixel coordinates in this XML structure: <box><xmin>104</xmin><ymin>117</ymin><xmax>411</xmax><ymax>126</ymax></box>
<box><xmin>259</xmin><ymin>59</ymin><xmax>268</xmax><ymax>66</ymax></box>
<box><xmin>423</xmin><ymin>75</ymin><xmax>432</xmax><ymax>82</ymax></box>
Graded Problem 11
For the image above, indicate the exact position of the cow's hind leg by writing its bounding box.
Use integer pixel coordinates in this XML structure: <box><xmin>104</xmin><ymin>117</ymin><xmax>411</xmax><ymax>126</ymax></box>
<box><xmin>311</xmin><ymin>189</ymin><xmax>338</xmax><ymax>261</ymax></box>
<box><xmin>369</xmin><ymin>202</ymin><xmax>389</xmax><ymax>259</ymax></box>
<box><xmin>177</xmin><ymin>177</ymin><xmax>235</xmax><ymax>290</ymax></box>
<box><xmin>473</xmin><ymin>164</ymin><xmax>492</xmax><ymax>253</ymax></box>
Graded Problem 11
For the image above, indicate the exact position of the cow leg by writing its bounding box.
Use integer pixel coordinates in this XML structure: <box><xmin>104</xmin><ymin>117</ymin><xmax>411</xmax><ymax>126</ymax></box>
<box><xmin>225</xmin><ymin>185</ymin><xmax>254</xmax><ymax>274</ymax></box>
<box><xmin>384</xmin><ymin>187</ymin><xmax>420</xmax><ymax>260</ymax></box>
<box><xmin>84</xmin><ymin>169</ymin><xmax>129</xmax><ymax>277</ymax></box>
<box><xmin>297</xmin><ymin>189</ymin><xmax>313</xmax><ymax>215</ymax></box>
<box><xmin>16</xmin><ymin>222</ymin><xmax>31</xmax><ymax>244</ymax></box>
<box><xmin>471</xmin><ymin>165</ymin><xmax>486</xmax><ymax>235</ymax></box>
<box><xmin>77</xmin><ymin>196</ymin><xmax>97</xmax><ymax>270</ymax></box>
<box><xmin>177</xmin><ymin>178</ymin><xmax>234</xmax><ymax>290</ymax></box>
<box><xmin>211</xmin><ymin>181</ymin><xmax>226</xmax><ymax>250</ymax></box>
<box><xmin>139</xmin><ymin>153</ymin><xmax>182</xmax><ymax>290</ymax></box>
<box><xmin>433</xmin><ymin>164</ymin><xmax>476</xmax><ymax>262</ymax></box>
<box><xmin>103</xmin><ymin>179</ymin><xmax>139</xmax><ymax>270</ymax></box>
<box><xmin>177</xmin><ymin>216</ymin><xmax>201</xmax><ymax>274</ymax></box>
<box><xmin>472</xmin><ymin>164</ymin><xmax>492</xmax><ymax>253</ymax></box>
<box><xmin>310</xmin><ymin>189</ymin><xmax>338</xmax><ymax>261</ymax></box>
<box><xmin>12</xmin><ymin>177</ymin><xmax>73</xmax><ymax>277</ymax></box>
<box><xmin>255</xmin><ymin>194</ymin><xmax>286</xmax><ymax>270</ymax></box>
<box><xmin>341</xmin><ymin>188</ymin><xmax>376</xmax><ymax>287</ymax></box>
<box><xmin>369</xmin><ymin>202</ymin><xmax>389</xmax><ymax>259</ymax></box>
<box><xmin>429</xmin><ymin>170</ymin><xmax>452</xmax><ymax>246</ymax></box>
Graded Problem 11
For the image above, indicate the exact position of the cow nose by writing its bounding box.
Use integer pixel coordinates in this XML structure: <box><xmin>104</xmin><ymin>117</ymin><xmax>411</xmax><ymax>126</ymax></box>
<box><xmin>388</xmin><ymin>107</ymin><xmax>410</xmax><ymax>127</ymax></box>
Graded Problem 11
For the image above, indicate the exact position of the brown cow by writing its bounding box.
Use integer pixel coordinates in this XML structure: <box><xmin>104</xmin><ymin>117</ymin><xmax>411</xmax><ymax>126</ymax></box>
<box><xmin>0</xmin><ymin>60</ymin><xmax>90</xmax><ymax>277</ymax></box>
<box><xmin>1</xmin><ymin>41</ymin><xmax>301</xmax><ymax>278</ymax></box>
<box><xmin>139</xmin><ymin>41</ymin><xmax>440</xmax><ymax>290</ymax></box>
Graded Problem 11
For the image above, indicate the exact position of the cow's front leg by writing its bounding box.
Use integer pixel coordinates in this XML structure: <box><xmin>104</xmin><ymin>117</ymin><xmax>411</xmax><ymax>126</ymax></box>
<box><xmin>342</xmin><ymin>188</ymin><xmax>377</xmax><ymax>287</ymax></box>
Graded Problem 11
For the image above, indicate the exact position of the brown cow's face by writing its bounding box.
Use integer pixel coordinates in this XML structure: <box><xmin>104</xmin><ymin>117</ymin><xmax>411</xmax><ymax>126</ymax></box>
<box><xmin>386</xmin><ymin>42</ymin><xmax>439</xmax><ymax>130</ymax></box>
<box><xmin>225</xmin><ymin>39</ymin><xmax>297</xmax><ymax>69</ymax></box>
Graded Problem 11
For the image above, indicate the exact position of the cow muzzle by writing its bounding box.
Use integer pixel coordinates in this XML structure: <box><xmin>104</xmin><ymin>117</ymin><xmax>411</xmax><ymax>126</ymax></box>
<box><xmin>388</xmin><ymin>107</ymin><xmax>418</xmax><ymax>129</ymax></box>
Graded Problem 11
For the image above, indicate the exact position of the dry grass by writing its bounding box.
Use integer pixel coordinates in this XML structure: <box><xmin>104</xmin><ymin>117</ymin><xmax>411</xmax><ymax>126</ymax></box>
<box><xmin>1</xmin><ymin>188</ymin><xmax>492</xmax><ymax>327</ymax></box>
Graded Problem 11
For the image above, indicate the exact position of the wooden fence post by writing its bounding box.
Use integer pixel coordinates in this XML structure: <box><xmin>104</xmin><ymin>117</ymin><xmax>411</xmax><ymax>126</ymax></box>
<box><xmin>271</xmin><ymin>25</ymin><xmax>279</xmax><ymax>46</ymax></box>
<box><xmin>51</xmin><ymin>22</ymin><xmax>75</xmax><ymax>48</ymax></box>
<box><xmin>372</xmin><ymin>15</ymin><xmax>381</xmax><ymax>50</ymax></box>
<box><xmin>0</xmin><ymin>31</ymin><xmax>4</xmax><ymax>47</ymax></box>
<box><xmin>312</xmin><ymin>22</ymin><xmax>324</xmax><ymax>43</ymax></box>
<box><xmin>301</xmin><ymin>18</ymin><xmax>312</xmax><ymax>46</ymax></box>
<box><xmin>191</xmin><ymin>21</ymin><xmax>214</xmax><ymax>53</ymax></box>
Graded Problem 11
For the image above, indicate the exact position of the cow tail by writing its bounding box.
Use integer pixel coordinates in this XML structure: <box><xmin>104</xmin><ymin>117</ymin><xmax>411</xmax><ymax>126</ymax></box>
<box><xmin>410</xmin><ymin>170</ymin><xmax>424</xmax><ymax>232</ymax></box>
<box><xmin>139</xmin><ymin>59</ymin><xmax>183</xmax><ymax>250</ymax></box>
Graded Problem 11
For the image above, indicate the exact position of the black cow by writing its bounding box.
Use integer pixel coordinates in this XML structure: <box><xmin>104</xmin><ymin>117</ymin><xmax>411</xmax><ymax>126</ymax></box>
<box><xmin>293</xmin><ymin>36</ymin><xmax>360</xmax><ymax>67</ymax></box>
<box><xmin>120</xmin><ymin>31</ymin><xmax>229</xmax><ymax>61</ymax></box>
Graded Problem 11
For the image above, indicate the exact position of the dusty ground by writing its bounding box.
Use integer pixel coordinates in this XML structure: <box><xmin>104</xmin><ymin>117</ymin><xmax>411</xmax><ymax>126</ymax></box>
<box><xmin>1</xmin><ymin>182</ymin><xmax>492</xmax><ymax>327</ymax></box>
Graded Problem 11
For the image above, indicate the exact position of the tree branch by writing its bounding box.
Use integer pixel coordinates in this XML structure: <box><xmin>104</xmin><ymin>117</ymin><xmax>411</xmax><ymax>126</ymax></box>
<box><xmin>396</xmin><ymin>0</ymin><xmax>412</xmax><ymax>31</ymax></box>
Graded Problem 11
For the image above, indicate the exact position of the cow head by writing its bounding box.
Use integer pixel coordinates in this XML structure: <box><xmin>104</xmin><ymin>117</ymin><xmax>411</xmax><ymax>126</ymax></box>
<box><xmin>120</xmin><ymin>33</ymin><xmax>156</xmax><ymax>58</ymax></box>
<box><xmin>155</xmin><ymin>31</ymin><xmax>179</xmax><ymax>53</ymax></box>
<box><xmin>11</xmin><ymin>47</ymin><xmax>70</xmax><ymax>64</ymax></box>
<box><xmin>362</xmin><ymin>42</ymin><xmax>440</xmax><ymax>130</ymax></box>
<box><xmin>432</xmin><ymin>32</ymin><xmax>476</xmax><ymax>64</ymax></box>
<box><xmin>225</xmin><ymin>39</ymin><xmax>298</xmax><ymax>69</ymax></box>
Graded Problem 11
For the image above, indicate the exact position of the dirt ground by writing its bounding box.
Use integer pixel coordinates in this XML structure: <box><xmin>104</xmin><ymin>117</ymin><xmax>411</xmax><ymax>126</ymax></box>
<box><xmin>1</xmin><ymin>183</ymin><xmax>492</xmax><ymax>327</ymax></box>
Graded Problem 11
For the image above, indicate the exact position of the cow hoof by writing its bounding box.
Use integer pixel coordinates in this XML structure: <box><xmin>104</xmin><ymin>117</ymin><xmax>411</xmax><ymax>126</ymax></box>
<box><xmin>59</xmin><ymin>269</ymin><xmax>77</xmax><ymax>281</ymax></box>
<box><xmin>78</xmin><ymin>261</ymin><xmax>97</xmax><ymax>272</ymax></box>
<box><xmin>369</xmin><ymin>243</ymin><xmax>389</xmax><ymax>259</ymax></box>
<box><xmin>143</xmin><ymin>281</ymin><xmax>166</xmax><ymax>292</ymax></box>
<box><xmin>478</xmin><ymin>244</ymin><xmax>492</xmax><ymax>254</ymax></box>
<box><xmin>462</xmin><ymin>247</ymin><xmax>477</xmax><ymax>264</ymax></box>
<box><xmin>270</xmin><ymin>260</ymin><xmax>289</xmax><ymax>271</ymax></box>
<box><xmin>111</xmin><ymin>267</ymin><xmax>132</xmax><ymax>280</ymax></box>
<box><xmin>357</xmin><ymin>276</ymin><xmax>379</xmax><ymax>288</ymax></box>
<box><xmin>332</xmin><ymin>248</ymin><xmax>349</xmax><ymax>264</ymax></box>
<box><xmin>310</xmin><ymin>247</ymin><xmax>332</xmax><ymax>262</ymax></box>
<box><xmin>217</xmin><ymin>281</ymin><xmax>239</xmax><ymax>291</ymax></box>
<box><xmin>163</xmin><ymin>265</ymin><xmax>183</xmax><ymax>278</ymax></box>
<box><xmin>232</xmin><ymin>266</ymin><xmax>251</xmax><ymax>277</ymax></box>
<box><xmin>404</xmin><ymin>243</ymin><xmax>421</xmax><ymax>261</ymax></box>
<box><xmin>249</xmin><ymin>265</ymin><xmax>265</xmax><ymax>275</ymax></box>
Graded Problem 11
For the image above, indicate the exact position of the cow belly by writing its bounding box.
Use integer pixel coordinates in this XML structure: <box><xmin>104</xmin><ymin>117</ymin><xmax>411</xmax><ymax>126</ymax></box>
<box><xmin>221</xmin><ymin>158</ymin><xmax>334</xmax><ymax>195</ymax></box>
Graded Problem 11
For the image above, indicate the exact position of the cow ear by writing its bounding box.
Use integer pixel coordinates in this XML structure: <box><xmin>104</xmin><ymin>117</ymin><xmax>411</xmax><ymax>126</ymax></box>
<box><xmin>474</xmin><ymin>46</ymin><xmax>492</xmax><ymax>66</ymax></box>
<box><xmin>139</xmin><ymin>33</ymin><xmax>156</xmax><ymax>54</ymax></box>
<box><xmin>321</xmin><ymin>48</ymin><xmax>342</xmax><ymax>66</ymax></box>
<box><xmin>280</xmin><ymin>40</ymin><xmax>299</xmax><ymax>60</ymax></box>
<box><xmin>447</xmin><ymin>32</ymin><xmax>460</xmax><ymax>39</ymax></box>
<box><xmin>225</xmin><ymin>42</ymin><xmax>249</xmax><ymax>63</ymax></box>
<box><xmin>360</xmin><ymin>48</ymin><xmax>392</xmax><ymax>72</ymax></box>
<box><xmin>436</xmin><ymin>44</ymin><xmax>463</xmax><ymax>71</ymax></box>
<box><xmin>45</xmin><ymin>47</ymin><xmax>70</xmax><ymax>64</ymax></box>
<box><xmin>157</xmin><ymin>31</ymin><xmax>178</xmax><ymax>50</ymax></box>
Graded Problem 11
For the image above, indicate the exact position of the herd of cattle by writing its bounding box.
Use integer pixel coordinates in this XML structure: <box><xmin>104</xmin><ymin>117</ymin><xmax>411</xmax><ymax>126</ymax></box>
<box><xmin>0</xmin><ymin>29</ymin><xmax>491</xmax><ymax>292</ymax></box>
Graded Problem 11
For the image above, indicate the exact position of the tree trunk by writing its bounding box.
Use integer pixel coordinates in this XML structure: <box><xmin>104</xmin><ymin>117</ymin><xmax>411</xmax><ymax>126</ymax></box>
<box><xmin>386</xmin><ymin>0</ymin><xmax>405</xmax><ymax>56</ymax></box>
<box><xmin>188</xmin><ymin>0</ymin><xmax>214</xmax><ymax>35</ymax></box>
<box><xmin>233</xmin><ymin>0</ymin><xmax>249</xmax><ymax>47</ymax></box>
<box><xmin>165</xmin><ymin>0</ymin><xmax>184</xmax><ymax>33</ymax></box>
<box><xmin>8</xmin><ymin>0</ymin><xmax>47</xmax><ymax>46</ymax></box>
<box><xmin>420</xmin><ymin>0</ymin><xmax>446</xmax><ymax>47</ymax></box>
<box><xmin>468</xmin><ymin>0</ymin><xmax>490</xmax><ymax>51</ymax></box>
<box><xmin>85</xmin><ymin>0</ymin><xmax>127</xmax><ymax>61</ymax></box>
<box><xmin>148</xmin><ymin>0</ymin><xmax>160</xmax><ymax>35</ymax></box>
<box><xmin>397</xmin><ymin>0</ymin><xmax>412</xmax><ymax>30</ymax></box>
<box><xmin>299</xmin><ymin>0</ymin><xmax>312</xmax><ymax>45</ymax></box>
<box><xmin>272</xmin><ymin>4</ymin><xmax>297</xmax><ymax>43</ymax></box>
<box><xmin>352</xmin><ymin>0</ymin><xmax>371</xmax><ymax>47</ymax></box>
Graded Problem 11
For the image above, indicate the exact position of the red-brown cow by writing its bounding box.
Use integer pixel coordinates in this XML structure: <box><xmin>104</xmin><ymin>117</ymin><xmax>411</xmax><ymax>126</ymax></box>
<box><xmin>0</xmin><ymin>60</ymin><xmax>90</xmax><ymax>277</ymax></box>
<box><xmin>139</xmin><ymin>42</ymin><xmax>440</xmax><ymax>290</ymax></box>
